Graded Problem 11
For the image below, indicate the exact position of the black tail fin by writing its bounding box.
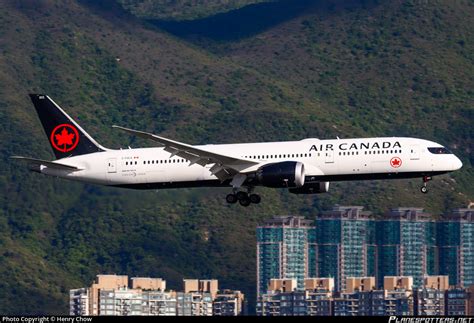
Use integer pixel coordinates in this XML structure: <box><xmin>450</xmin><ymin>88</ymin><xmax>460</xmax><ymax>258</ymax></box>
<box><xmin>29</xmin><ymin>94</ymin><xmax>107</xmax><ymax>159</ymax></box>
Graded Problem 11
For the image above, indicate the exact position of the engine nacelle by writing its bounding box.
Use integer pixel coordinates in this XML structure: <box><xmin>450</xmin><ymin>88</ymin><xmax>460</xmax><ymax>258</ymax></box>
<box><xmin>289</xmin><ymin>181</ymin><xmax>330</xmax><ymax>194</ymax></box>
<box><xmin>256</xmin><ymin>161</ymin><xmax>305</xmax><ymax>188</ymax></box>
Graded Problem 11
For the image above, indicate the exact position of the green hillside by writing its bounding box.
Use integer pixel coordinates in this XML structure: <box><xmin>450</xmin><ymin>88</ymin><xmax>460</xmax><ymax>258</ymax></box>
<box><xmin>0</xmin><ymin>0</ymin><xmax>472</xmax><ymax>314</ymax></box>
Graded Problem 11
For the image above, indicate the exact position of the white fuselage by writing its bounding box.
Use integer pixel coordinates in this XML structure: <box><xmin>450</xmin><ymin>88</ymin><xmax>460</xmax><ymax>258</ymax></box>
<box><xmin>39</xmin><ymin>137</ymin><xmax>462</xmax><ymax>189</ymax></box>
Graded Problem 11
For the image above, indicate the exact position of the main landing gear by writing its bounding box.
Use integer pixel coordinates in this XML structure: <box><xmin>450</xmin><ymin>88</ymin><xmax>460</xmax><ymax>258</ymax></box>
<box><xmin>420</xmin><ymin>176</ymin><xmax>432</xmax><ymax>194</ymax></box>
<box><xmin>226</xmin><ymin>190</ymin><xmax>261</xmax><ymax>207</ymax></box>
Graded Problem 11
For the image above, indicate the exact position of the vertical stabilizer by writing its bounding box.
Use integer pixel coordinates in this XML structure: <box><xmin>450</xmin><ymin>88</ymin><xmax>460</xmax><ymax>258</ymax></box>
<box><xmin>29</xmin><ymin>94</ymin><xmax>107</xmax><ymax>159</ymax></box>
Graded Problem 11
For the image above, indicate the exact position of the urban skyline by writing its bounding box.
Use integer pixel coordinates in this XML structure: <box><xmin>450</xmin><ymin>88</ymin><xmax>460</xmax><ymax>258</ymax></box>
<box><xmin>70</xmin><ymin>275</ymin><xmax>245</xmax><ymax>316</ymax></box>
<box><xmin>257</xmin><ymin>206</ymin><xmax>473</xmax><ymax>296</ymax></box>
<box><xmin>69</xmin><ymin>204</ymin><xmax>473</xmax><ymax>316</ymax></box>
<box><xmin>257</xmin><ymin>275</ymin><xmax>474</xmax><ymax>316</ymax></box>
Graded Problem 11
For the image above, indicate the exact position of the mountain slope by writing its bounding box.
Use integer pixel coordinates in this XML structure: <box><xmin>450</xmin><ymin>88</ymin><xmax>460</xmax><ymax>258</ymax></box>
<box><xmin>0</xmin><ymin>0</ymin><xmax>472</xmax><ymax>314</ymax></box>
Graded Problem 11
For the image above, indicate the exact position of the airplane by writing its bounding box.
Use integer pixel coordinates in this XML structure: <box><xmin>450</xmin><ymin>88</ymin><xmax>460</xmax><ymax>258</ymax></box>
<box><xmin>12</xmin><ymin>94</ymin><xmax>463</xmax><ymax>207</ymax></box>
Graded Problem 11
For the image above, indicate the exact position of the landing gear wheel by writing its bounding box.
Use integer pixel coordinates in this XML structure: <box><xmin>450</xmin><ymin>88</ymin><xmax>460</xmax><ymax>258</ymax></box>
<box><xmin>250</xmin><ymin>194</ymin><xmax>261</xmax><ymax>204</ymax></box>
<box><xmin>236</xmin><ymin>191</ymin><xmax>248</xmax><ymax>201</ymax></box>
<box><xmin>239</xmin><ymin>197</ymin><xmax>251</xmax><ymax>207</ymax></box>
<box><xmin>226</xmin><ymin>194</ymin><xmax>238</xmax><ymax>204</ymax></box>
<box><xmin>420</xmin><ymin>176</ymin><xmax>431</xmax><ymax>194</ymax></box>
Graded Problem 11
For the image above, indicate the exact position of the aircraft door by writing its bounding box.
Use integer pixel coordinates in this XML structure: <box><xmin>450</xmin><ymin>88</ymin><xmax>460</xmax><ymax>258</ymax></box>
<box><xmin>410</xmin><ymin>145</ymin><xmax>420</xmax><ymax>160</ymax></box>
<box><xmin>107</xmin><ymin>158</ymin><xmax>117</xmax><ymax>173</ymax></box>
<box><xmin>325</xmin><ymin>150</ymin><xmax>334</xmax><ymax>163</ymax></box>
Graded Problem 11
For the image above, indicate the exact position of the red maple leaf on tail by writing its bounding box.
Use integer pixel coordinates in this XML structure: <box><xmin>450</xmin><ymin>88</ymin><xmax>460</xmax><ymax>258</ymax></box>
<box><xmin>55</xmin><ymin>127</ymin><xmax>75</xmax><ymax>146</ymax></box>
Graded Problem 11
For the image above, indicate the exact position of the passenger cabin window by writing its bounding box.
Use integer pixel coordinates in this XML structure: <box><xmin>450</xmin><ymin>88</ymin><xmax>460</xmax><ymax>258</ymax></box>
<box><xmin>428</xmin><ymin>147</ymin><xmax>452</xmax><ymax>154</ymax></box>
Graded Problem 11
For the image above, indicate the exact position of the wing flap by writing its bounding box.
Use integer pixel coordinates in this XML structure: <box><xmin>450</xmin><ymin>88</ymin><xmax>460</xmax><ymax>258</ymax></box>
<box><xmin>113</xmin><ymin>125</ymin><xmax>259</xmax><ymax>178</ymax></box>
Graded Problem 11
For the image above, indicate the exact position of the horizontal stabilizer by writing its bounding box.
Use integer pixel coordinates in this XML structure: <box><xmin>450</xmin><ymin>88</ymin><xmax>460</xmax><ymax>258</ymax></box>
<box><xmin>10</xmin><ymin>156</ymin><xmax>83</xmax><ymax>171</ymax></box>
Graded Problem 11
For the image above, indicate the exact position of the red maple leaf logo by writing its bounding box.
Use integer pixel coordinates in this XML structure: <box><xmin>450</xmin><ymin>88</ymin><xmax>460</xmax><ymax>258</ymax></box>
<box><xmin>55</xmin><ymin>127</ymin><xmax>75</xmax><ymax>146</ymax></box>
<box><xmin>390</xmin><ymin>157</ymin><xmax>402</xmax><ymax>168</ymax></box>
<box><xmin>50</xmin><ymin>124</ymin><xmax>79</xmax><ymax>152</ymax></box>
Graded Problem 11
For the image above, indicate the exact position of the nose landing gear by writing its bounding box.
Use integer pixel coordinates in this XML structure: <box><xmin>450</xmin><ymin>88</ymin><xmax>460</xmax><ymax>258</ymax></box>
<box><xmin>420</xmin><ymin>176</ymin><xmax>432</xmax><ymax>194</ymax></box>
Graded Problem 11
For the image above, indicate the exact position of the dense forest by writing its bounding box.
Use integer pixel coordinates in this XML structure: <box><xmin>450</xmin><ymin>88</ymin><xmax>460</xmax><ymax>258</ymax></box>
<box><xmin>0</xmin><ymin>0</ymin><xmax>472</xmax><ymax>314</ymax></box>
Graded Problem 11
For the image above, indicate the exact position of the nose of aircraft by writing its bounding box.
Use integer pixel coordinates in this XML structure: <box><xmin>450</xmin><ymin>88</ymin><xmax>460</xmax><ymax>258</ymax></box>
<box><xmin>453</xmin><ymin>155</ymin><xmax>463</xmax><ymax>170</ymax></box>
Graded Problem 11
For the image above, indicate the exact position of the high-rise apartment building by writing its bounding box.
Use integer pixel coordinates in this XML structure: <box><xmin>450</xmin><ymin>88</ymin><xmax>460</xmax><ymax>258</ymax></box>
<box><xmin>384</xmin><ymin>277</ymin><xmax>413</xmax><ymax>316</ymax></box>
<box><xmin>468</xmin><ymin>285</ymin><xmax>474</xmax><ymax>315</ymax></box>
<box><xmin>256</xmin><ymin>206</ymin><xmax>474</xmax><ymax>315</ymax></box>
<box><xmin>96</xmin><ymin>288</ymin><xmax>179</xmax><ymax>316</ymax></box>
<box><xmin>69</xmin><ymin>288</ymin><xmax>90</xmax><ymax>316</ymax></box>
<box><xmin>70</xmin><ymin>275</ymin><xmax>243</xmax><ymax>316</ymax></box>
<box><xmin>256</xmin><ymin>216</ymin><xmax>314</xmax><ymax>296</ymax></box>
<box><xmin>99</xmin><ymin>288</ymin><xmax>143</xmax><ymax>316</ymax></box>
<box><xmin>413</xmin><ymin>288</ymin><xmax>445</xmax><ymax>316</ymax></box>
<box><xmin>213</xmin><ymin>290</ymin><xmax>246</xmax><ymax>316</ymax></box>
<box><xmin>357</xmin><ymin>290</ymin><xmax>386</xmax><ymax>316</ymax></box>
<box><xmin>412</xmin><ymin>275</ymin><xmax>449</xmax><ymax>316</ymax></box>
<box><xmin>438</xmin><ymin>208</ymin><xmax>474</xmax><ymax>287</ymax></box>
<box><xmin>177</xmin><ymin>279</ymin><xmax>218</xmax><ymax>316</ymax></box>
<box><xmin>258</xmin><ymin>276</ymin><xmax>468</xmax><ymax>316</ymax></box>
<box><xmin>445</xmin><ymin>288</ymin><xmax>468</xmax><ymax>316</ymax></box>
<box><xmin>312</xmin><ymin>206</ymin><xmax>376</xmax><ymax>291</ymax></box>
<box><xmin>141</xmin><ymin>290</ymin><xmax>177</xmax><ymax>316</ymax></box>
<box><xmin>176</xmin><ymin>292</ymin><xmax>213</xmax><ymax>316</ymax></box>
<box><xmin>305</xmin><ymin>278</ymin><xmax>334</xmax><ymax>316</ymax></box>
<box><xmin>257</xmin><ymin>278</ymin><xmax>329</xmax><ymax>316</ymax></box>
<box><xmin>332</xmin><ymin>292</ymin><xmax>360</xmax><ymax>316</ymax></box>
<box><xmin>376</xmin><ymin>208</ymin><xmax>437</xmax><ymax>288</ymax></box>
<box><xmin>86</xmin><ymin>274</ymin><xmax>129</xmax><ymax>315</ymax></box>
<box><xmin>258</xmin><ymin>206</ymin><xmax>473</xmax><ymax>295</ymax></box>
<box><xmin>257</xmin><ymin>207</ymin><xmax>449</xmax><ymax>295</ymax></box>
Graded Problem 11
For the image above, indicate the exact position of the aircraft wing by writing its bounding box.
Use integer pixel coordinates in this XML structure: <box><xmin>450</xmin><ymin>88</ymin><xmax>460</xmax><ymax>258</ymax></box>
<box><xmin>113</xmin><ymin>125</ymin><xmax>259</xmax><ymax>181</ymax></box>
<box><xmin>11</xmin><ymin>156</ymin><xmax>83</xmax><ymax>171</ymax></box>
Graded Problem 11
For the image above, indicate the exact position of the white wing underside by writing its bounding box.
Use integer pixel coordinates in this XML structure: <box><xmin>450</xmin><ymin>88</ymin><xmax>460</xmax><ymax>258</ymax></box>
<box><xmin>113</xmin><ymin>125</ymin><xmax>259</xmax><ymax>182</ymax></box>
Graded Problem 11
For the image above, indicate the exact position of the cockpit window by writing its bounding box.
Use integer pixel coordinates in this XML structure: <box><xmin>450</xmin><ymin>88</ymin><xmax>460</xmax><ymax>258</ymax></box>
<box><xmin>428</xmin><ymin>147</ymin><xmax>452</xmax><ymax>154</ymax></box>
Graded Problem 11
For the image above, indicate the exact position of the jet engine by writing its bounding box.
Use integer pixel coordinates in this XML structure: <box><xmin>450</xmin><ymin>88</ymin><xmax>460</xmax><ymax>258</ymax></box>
<box><xmin>288</xmin><ymin>181</ymin><xmax>330</xmax><ymax>194</ymax></box>
<box><xmin>256</xmin><ymin>161</ymin><xmax>305</xmax><ymax>188</ymax></box>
